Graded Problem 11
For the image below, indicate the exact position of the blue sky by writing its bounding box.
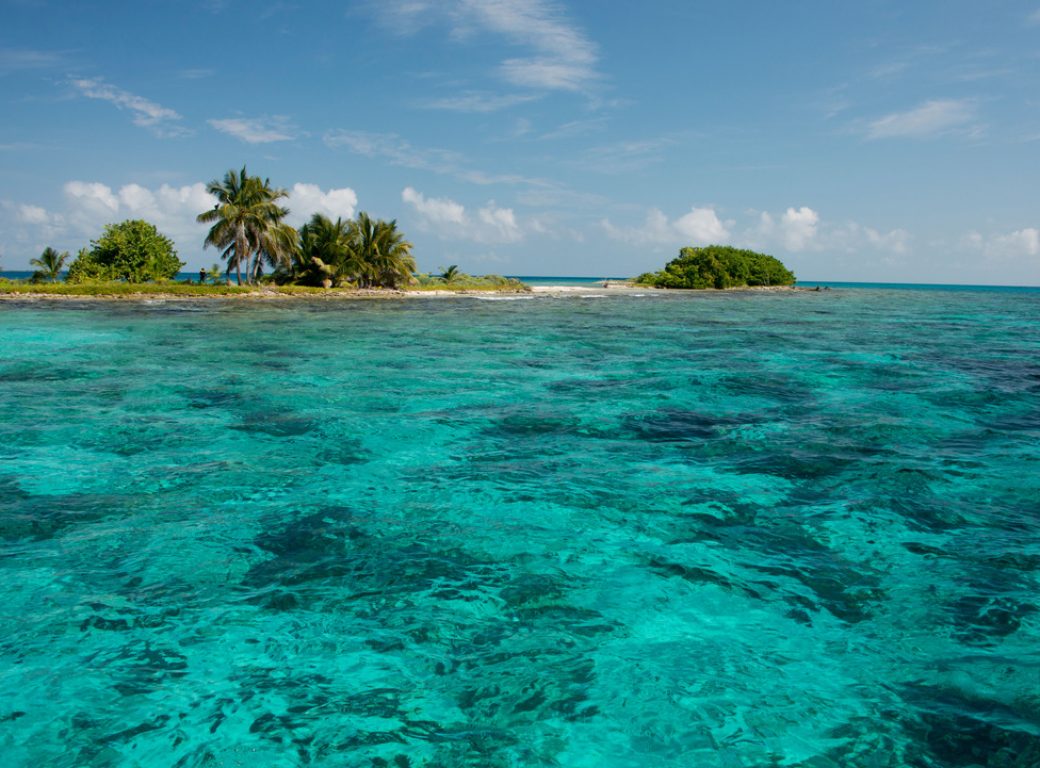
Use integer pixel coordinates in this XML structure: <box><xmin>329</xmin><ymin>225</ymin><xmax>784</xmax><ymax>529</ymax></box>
<box><xmin>1</xmin><ymin>0</ymin><xmax>1038</xmax><ymax>283</ymax></box>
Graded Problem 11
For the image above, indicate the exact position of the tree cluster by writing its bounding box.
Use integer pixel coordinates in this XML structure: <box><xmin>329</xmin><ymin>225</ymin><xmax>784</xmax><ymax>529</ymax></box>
<box><xmin>67</xmin><ymin>220</ymin><xmax>184</xmax><ymax>283</ymax></box>
<box><xmin>287</xmin><ymin>211</ymin><xmax>415</xmax><ymax>289</ymax></box>
<box><xmin>20</xmin><ymin>166</ymin><xmax>420</xmax><ymax>289</ymax></box>
<box><xmin>199</xmin><ymin>167</ymin><xmax>415</xmax><ymax>289</ymax></box>
<box><xmin>636</xmin><ymin>245</ymin><xmax>796</xmax><ymax>289</ymax></box>
<box><xmin>197</xmin><ymin>167</ymin><xmax>295</xmax><ymax>285</ymax></box>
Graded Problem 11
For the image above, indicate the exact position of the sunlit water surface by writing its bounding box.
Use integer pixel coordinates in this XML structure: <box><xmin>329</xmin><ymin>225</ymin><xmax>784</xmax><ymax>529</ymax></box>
<box><xmin>1</xmin><ymin>288</ymin><xmax>1038</xmax><ymax>767</ymax></box>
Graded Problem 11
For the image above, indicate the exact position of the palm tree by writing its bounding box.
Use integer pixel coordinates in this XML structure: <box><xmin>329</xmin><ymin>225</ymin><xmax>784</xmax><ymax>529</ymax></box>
<box><xmin>372</xmin><ymin>219</ymin><xmax>415</xmax><ymax>288</ymax></box>
<box><xmin>30</xmin><ymin>247</ymin><xmax>69</xmax><ymax>283</ymax></box>
<box><xmin>440</xmin><ymin>264</ymin><xmax>460</xmax><ymax>282</ymax></box>
<box><xmin>348</xmin><ymin>213</ymin><xmax>415</xmax><ymax>288</ymax></box>
<box><xmin>350</xmin><ymin>212</ymin><xmax>381</xmax><ymax>288</ymax></box>
<box><xmin>296</xmin><ymin>214</ymin><xmax>353</xmax><ymax>285</ymax></box>
<box><xmin>197</xmin><ymin>167</ymin><xmax>289</xmax><ymax>285</ymax></box>
<box><xmin>252</xmin><ymin>221</ymin><xmax>298</xmax><ymax>283</ymax></box>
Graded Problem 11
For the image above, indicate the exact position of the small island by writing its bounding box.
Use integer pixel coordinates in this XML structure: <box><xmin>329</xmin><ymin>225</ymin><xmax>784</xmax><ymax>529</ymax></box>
<box><xmin>635</xmin><ymin>245</ymin><xmax>796</xmax><ymax>289</ymax></box>
<box><xmin>0</xmin><ymin>166</ymin><xmax>529</xmax><ymax>299</ymax></box>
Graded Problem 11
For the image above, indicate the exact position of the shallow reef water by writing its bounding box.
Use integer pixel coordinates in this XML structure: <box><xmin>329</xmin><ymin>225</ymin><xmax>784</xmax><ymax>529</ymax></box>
<box><xmin>0</xmin><ymin>287</ymin><xmax>1038</xmax><ymax>767</ymax></box>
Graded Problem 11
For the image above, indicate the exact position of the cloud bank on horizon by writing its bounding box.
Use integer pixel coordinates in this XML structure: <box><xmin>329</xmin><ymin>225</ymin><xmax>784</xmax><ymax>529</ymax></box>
<box><xmin>0</xmin><ymin>0</ymin><xmax>1037</xmax><ymax>284</ymax></box>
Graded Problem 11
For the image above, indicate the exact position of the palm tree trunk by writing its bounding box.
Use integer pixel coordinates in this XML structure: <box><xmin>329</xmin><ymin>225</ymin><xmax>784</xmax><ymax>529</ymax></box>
<box><xmin>236</xmin><ymin>224</ymin><xmax>245</xmax><ymax>286</ymax></box>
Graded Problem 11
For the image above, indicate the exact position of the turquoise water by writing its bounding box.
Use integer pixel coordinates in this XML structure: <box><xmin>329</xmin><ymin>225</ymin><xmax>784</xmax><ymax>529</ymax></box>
<box><xmin>1</xmin><ymin>288</ymin><xmax>1038</xmax><ymax>767</ymax></box>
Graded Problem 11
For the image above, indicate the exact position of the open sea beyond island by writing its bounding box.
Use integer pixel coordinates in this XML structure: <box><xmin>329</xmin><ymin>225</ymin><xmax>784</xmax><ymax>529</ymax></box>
<box><xmin>1</xmin><ymin>284</ymin><xmax>1039</xmax><ymax>767</ymax></box>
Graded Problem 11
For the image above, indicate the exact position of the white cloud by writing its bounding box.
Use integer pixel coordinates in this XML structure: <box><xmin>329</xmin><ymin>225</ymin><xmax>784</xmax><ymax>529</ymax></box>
<box><xmin>17</xmin><ymin>204</ymin><xmax>50</xmax><ymax>225</ymax></box>
<box><xmin>61</xmin><ymin>180</ymin><xmax>363</xmax><ymax>240</ymax></box>
<box><xmin>418</xmin><ymin>91</ymin><xmax>539</xmax><ymax>112</ymax></box>
<box><xmin>674</xmin><ymin>207</ymin><xmax>731</xmax><ymax>243</ymax></box>
<box><xmin>59</xmin><ymin>181</ymin><xmax>214</xmax><ymax>248</ymax></box>
<box><xmin>477</xmin><ymin>203</ymin><xmax>522</xmax><ymax>242</ymax></box>
<box><xmin>864</xmin><ymin>226</ymin><xmax>911</xmax><ymax>254</ymax></box>
<box><xmin>866</xmin><ymin>99</ymin><xmax>977</xmax><ymax>139</ymax></box>
<box><xmin>288</xmin><ymin>183</ymin><xmax>358</xmax><ymax>225</ymax></box>
<box><xmin>750</xmin><ymin>207</ymin><xmax>910</xmax><ymax>256</ymax></box>
<box><xmin>752</xmin><ymin>208</ymin><xmax>820</xmax><ymax>252</ymax></box>
<box><xmin>779</xmin><ymin>206</ymin><xmax>819</xmax><ymax>251</ymax></box>
<box><xmin>366</xmin><ymin>0</ymin><xmax>601</xmax><ymax>93</ymax></box>
<box><xmin>3</xmin><ymin>179</ymin><xmax>371</xmax><ymax>268</ymax></box>
<box><xmin>208</xmin><ymin>116</ymin><xmax>296</xmax><ymax>144</ymax></box>
<box><xmin>602</xmin><ymin>206</ymin><xmax>732</xmax><ymax>246</ymax></box>
<box><xmin>402</xmin><ymin>187</ymin><xmax>466</xmax><ymax>225</ymax></box>
<box><xmin>64</xmin><ymin>181</ymin><xmax>120</xmax><ymax>214</ymax></box>
<box><xmin>70</xmin><ymin>78</ymin><xmax>187</xmax><ymax>137</ymax></box>
<box><xmin>470</xmin><ymin>0</ymin><xmax>599</xmax><ymax>91</ymax></box>
<box><xmin>401</xmin><ymin>186</ymin><xmax>522</xmax><ymax>243</ymax></box>
<box><xmin>605</xmin><ymin>205</ymin><xmax>914</xmax><ymax>264</ymax></box>
<box><xmin>978</xmin><ymin>227</ymin><xmax>1040</xmax><ymax>258</ymax></box>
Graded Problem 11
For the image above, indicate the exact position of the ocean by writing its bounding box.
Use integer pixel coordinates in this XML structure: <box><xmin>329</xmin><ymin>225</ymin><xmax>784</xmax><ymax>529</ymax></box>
<box><xmin>1</xmin><ymin>286</ymin><xmax>1038</xmax><ymax>766</ymax></box>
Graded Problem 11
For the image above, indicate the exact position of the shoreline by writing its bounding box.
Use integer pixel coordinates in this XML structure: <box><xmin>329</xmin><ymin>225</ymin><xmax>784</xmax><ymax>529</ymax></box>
<box><xmin>0</xmin><ymin>284</ymin><xmax>807</xmax><ymax>302</ymax></box>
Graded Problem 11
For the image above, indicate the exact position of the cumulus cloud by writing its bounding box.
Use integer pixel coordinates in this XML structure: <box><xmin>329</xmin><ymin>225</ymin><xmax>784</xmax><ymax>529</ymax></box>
<box><xmin>866</xmin><ymin>99</ymin><xmax>977</xmax><ymax>139</ymax></box>
<box><xmin>70</xmin><ymin>78</ymin><xmax>188</xmax><ymax>137</ymax></box>
<box><xmin>602</xmin><ymin>206</ymin><xmax>732</xmax><ymax>246</ymax></box>
<box><xmin>477</xmin><ymin>204</ymin><xmax>522</xmax><ymax>242</ymax></box>
<box><xmin>64</xmin><ymin>180</ymin><xmax>120</xmax><ymax>215</ymax></box>
<box><xmin>970</xmin><ymin>227</ymin><xmax>1040</xmax><ymax>258</ymax></box>
<box><xmin>751</xmin><ymin>208</ymin><xmax>820</xmax><ymax>252</ymax></box>
<box><xmin>401</xmin><ymin>186</ymin><xmax>522</xmax><ymax>243</ymax></box>
<box><xmin>3</xmin><ymin>180</ymin><xmax>363</xmax><ymax>268</ymax></box>
<box><xmin>17</xmin><ymin>204</ymin><xmax>51</xmax><ymax>225</ymax></box>
<box><xmin>750</xmin><ymin>207</ymin><xmax>912</xmax><ymax>257</ymax></box>
<box><xmin>780</xmin><ymin>206</ymin><xmax>819</xmax><ymax>251</ymax></box>
<box><xmin>864</xmin><ymin>226</ymin><xmax>911</xmax><ymax>254</ymax></box>
<box><xmin>57</xmin><ymin>181</ymin><xmax>214</xmax><ymax>246</ymax></box>
<box><xmin>208</xmin><ymin>116</ymin><xmax>296</xmax><ymax>143</ymax></box>
<box><xmin>402</xmin><ymin>186</ymin><xmax>466</xmax><ymax>225</ymax></box>
<box><xmin>288</xmin><ymin>183</ymin><xmax>358</xmax><ymax>225</ymax></box>
<box><xmin>674</xmin><ymin>207</ymin><xmax>731</xmax><ymax>243</ymax></box>
<box><xmin>605</xmin><ymin>204</ymin><xmax>915</xmax><ymax>264</ymax></box>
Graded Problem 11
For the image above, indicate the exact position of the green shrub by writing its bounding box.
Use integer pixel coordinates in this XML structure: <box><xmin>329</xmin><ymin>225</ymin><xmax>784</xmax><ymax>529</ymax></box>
<box><xmin>636</xmin><ymin>245</ymin><xmax>795</xmax><ymax>289</ymax></box>
<box><xmin>67</xmin><ymin>220</ymin><xmax>184</xmax><ymax>283</ymax></box>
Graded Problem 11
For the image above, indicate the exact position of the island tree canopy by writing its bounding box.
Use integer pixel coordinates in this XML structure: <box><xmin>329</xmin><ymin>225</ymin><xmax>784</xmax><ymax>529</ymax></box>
<box><xmin>198</xmin><ymin>167</ymin><xmax>293</xmax><ymax>285</ymax></box>
<box><xmin>286</xmin><ymin>212</ymin><xmax>415</xmax><ymax>289</ymax></box>
<box><xmin>67</xmin><ymin>219</ymin><xmax>184</xmax><ymax>283</ymax></box>
<box><xmin>636</xmin><ymin>245</ymin><xmax>796</xmax><ymax>289</ymax></box>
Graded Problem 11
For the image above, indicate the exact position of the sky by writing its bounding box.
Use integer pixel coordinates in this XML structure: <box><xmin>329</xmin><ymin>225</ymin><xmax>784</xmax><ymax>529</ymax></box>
<box><xmin>1</xmin><ymin>0</ymin><xmax>1038</xmax><ymax>284</ymax></box>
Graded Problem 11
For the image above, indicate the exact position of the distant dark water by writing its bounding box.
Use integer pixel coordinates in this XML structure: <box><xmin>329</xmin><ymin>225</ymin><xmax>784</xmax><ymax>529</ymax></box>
<box><xmin>0</xmin><ymin>288</ymin><xmax>1038</xmax><ymax>766</ymax></box>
